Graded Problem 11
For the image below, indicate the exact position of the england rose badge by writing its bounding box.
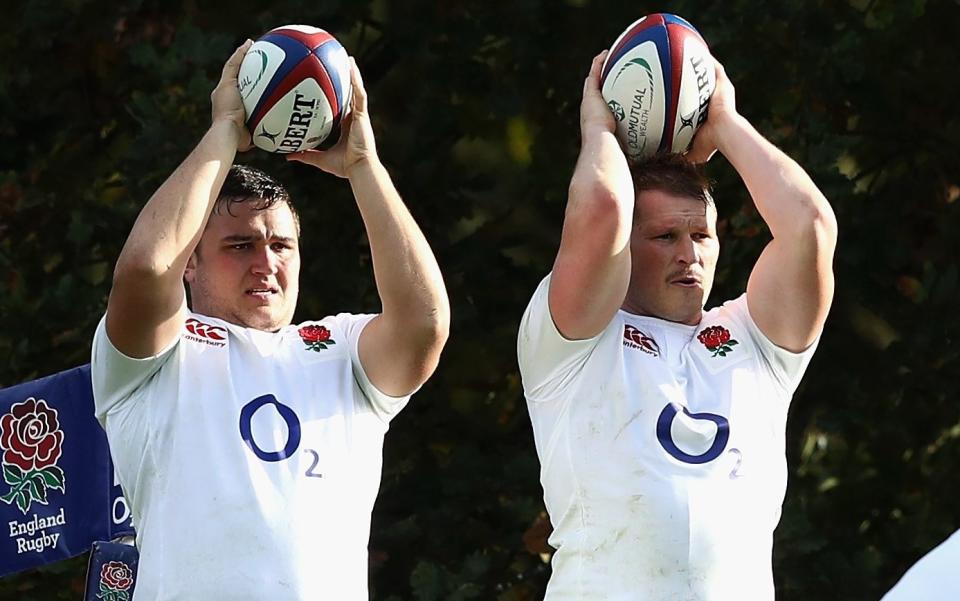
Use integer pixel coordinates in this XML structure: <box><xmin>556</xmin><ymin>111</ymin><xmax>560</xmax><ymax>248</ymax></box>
<box><xmin>697</xmin><ymin>325</ymin><xmax>739</xmax><ymax>358</ymax></box>
<box><xmin>0</xmin><ymin>397</ymin><xmax>66</xmax><ymax>514</ymax></box>
<box><xmin>298</xmin><ymin>324</ymin><xmax>336</xmax><ymax>352</ymax></box>
<box><xmin>97</xmin><ymin>560</ymin><xmax>135</xmax><ymax>601</ymax></box>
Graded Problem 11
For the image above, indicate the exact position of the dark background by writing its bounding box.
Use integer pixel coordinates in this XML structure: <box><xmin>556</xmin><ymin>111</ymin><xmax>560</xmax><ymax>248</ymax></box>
<box><xmin>2</xmin><ymin>0</ymin><xmax>959</xmax><ymax>598</ymax></box>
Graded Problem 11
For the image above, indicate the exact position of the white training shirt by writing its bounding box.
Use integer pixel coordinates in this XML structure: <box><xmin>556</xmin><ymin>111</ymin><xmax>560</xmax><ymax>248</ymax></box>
<box><xmin>881</xmin><ymin>529</ymin><xmax>960</xmax><ymax>601</ymax></box>
<box><xmin>518</xmin><ymin>275</ymin><xmax>818</xmax><ymax>601</ymax></box>
<box><xmin>91</xmin><ymin>311</ymin><xmax>408</xmax><ymax>601</ymax></box>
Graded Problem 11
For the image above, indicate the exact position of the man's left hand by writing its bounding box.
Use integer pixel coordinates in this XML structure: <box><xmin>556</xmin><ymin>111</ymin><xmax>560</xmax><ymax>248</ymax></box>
<box><xmin>287</xmin><ymin>57</ymin><xmax>378</xmax><ymax>178</ymax></box>
<box><xmin>686</xmin><ymin>58</ymin><xmax>738</xmax><ymax>164</ymax></box>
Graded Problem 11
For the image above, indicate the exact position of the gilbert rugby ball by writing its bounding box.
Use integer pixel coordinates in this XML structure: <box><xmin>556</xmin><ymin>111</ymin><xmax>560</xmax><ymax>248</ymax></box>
<box><xmin>238</xmin><ymin>25</ymin><xmax>351</xmax><ymax>153</ymax></box>
<box><xmin>600</xmin><ymin>14</ymin><xmax>715</xmax><ymax>160</ymax></box>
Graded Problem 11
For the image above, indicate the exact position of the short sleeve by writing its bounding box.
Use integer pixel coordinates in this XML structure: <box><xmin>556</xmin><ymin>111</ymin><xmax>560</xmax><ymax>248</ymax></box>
<box><xmin>90</xmin><ymin>314</ymin><xmax>179</xmax><ymax>422</ymax></box>
<box><xmin>724</xmin><ymin>295</ymin><xmax>820</xmax><ymax>394</ymax></box>
<box><xmin>517</xmin><ymin>275</ymin><xmax>604</xmax><ymax>402</ymax></box>
<box><xmin>331</xmin><ymin>312</ymin><xmax>411</xmax><ymax>422</ymax></box>
<box><xmin>880</xmin><ymin>529</ymin><xmax>960</xmax><ymax>601</ymax></box>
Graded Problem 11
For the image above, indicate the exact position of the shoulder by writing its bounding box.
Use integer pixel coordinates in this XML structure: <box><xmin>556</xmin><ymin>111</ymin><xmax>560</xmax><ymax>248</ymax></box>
<box><xmin>519</xmin><ymin>275</ymin><xmax>625</xmax><ymax>402</ymax></box>
<box><xmin>519</xmin><ymin>274</ymin><xmax>623</xmax><ymax>349</ymax></box>
<box><xmin>700</xmin><ymin>296</ymin><xmax>752</xmax><ymax>348</ymax></box>
<box><xmin>685</xmin><ymin>297</ymin><xmax>758</xmax><ymax>371</ymax></box>
<box><xmin>293</xmin><ymin>312</ymin><xmax>376</xmax><ymax>342</ymax></box>
<box><xmin>698</xmin><ymin>294</ymin><xmax>821</xmax><ymax>392</ymax></box>
<box><xmin>517</xmin><ymin>274</ymin><xmax>623</xmax><ymax>354</ymax></box>
<box><xmin>286</xmin><ymin>313</ymin><xmax>377</xmax><ymax>366</ymax></box>
<box><xmin>288</xmin><ymin>316</ymin><xmax>343</xmax><ymax>352</ymax></box>
<box><xmin>91</xmin><ymin>313</ymin><xmax>182</xmax><ymax>419</ymax></box>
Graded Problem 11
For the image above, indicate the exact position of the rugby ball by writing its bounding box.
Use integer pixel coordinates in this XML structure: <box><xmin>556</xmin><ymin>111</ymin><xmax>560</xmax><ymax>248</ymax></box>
<box><xmin>600</xmin><ymin>14</ymin><xmax>715</xmax><ymax>160</ymax></box>
<box><xmin>238</xmin><ymin>25</ymin><xmax>352</xmax><ymax>154</ymax></box>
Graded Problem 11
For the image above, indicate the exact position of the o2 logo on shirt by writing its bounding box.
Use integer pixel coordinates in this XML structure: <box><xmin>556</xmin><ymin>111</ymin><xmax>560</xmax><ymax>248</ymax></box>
<box><xmin>655</xmin><ymin>403</ymin><xmax>730</xmax><ymax>465</ymax></box>
<box><xmin>238</xmin><ymin>395</ymin><xmax>322</xmax><ymax>478</ymax></box>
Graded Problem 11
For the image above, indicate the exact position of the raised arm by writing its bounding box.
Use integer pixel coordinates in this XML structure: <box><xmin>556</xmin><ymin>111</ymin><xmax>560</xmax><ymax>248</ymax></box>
<box><xmin>106</xmin><ymin>41</ymin><xmax>252</xmax><ymax>358</ymax></box>
<box><xmin>688</xmin><ymin>61</ymin><xmax>838</xmax><ymax>352</ymax></box>
<box><xmin>549</xmin><ymin>52</ymin><xmax>636</xmax><ymax>340</ymax></box>
<box><xmin>288</xmin><ymin>59</ymin><xmax>449</xmax><ymax>396</ymax></box>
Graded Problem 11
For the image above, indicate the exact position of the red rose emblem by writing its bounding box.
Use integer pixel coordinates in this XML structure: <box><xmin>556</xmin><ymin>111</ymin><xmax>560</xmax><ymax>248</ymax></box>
<box><xmin>100</xmin><ymin>560</ymin><xmax>134</xmax><ymax>591</ymax></box>
<box><xmin>0</xmin><ymin>397</ymin><xmax>67</xmax><ymax>514</ymax></box>
<box><xmin>0</xmin><ymin>397</ymin><xmax>63</xmax><ymax>471</ymax></box>
<box><xmin>697</xmin><ymin>325</ymin><xmax>738</xmax><ymax>358</ymax></box>
<box><xmin>299</xmin><ymin>325</ymin><xmax>331</xmax><ymax>343</ymax></box>
<box><xmin>298</xmin><ymin>324</ymin><xmax>336</xmax><ymax>352</ymax></box>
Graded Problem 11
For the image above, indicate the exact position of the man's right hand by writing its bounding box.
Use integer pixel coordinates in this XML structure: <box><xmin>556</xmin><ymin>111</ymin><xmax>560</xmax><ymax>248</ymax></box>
<box><xmin>211</xmin><ymin>40</ymin><xmax>253</xmax><ymax>152</ymax></box>
<box><xmin>580</xmin><ymin>51</ymin><xmax>617</xmax><ymax>141</ymax></box>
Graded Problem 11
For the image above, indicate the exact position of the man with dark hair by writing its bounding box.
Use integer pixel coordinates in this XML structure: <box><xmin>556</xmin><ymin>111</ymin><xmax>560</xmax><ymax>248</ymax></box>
<box><xmin>517</xmin><ymin>52</ymin><xmax>837</xmax><ymax>599</ymax></box>
<box><xmin>91</xmin><ymin>42</ymin><xmax>449</xmax><ymax>600</ymax></box>
<box><xmin>215</xmin><ymin>164</ymin><xmax>301</xmax><ymax>234</ymax></box>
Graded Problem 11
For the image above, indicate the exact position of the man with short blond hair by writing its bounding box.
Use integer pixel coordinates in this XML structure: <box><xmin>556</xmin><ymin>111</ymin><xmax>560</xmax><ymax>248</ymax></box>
<box><xmin>518</xmin><ymin>51</ymin><xmax>837</xmax><ymax>600</ymax></box>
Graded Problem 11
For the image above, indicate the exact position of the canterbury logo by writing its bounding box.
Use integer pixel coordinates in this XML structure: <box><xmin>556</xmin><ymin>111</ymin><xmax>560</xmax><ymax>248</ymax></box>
<box><xmin>623</xmin><ymin>325</ymin><xmax>660</xmax><ymax>357</ymax></box>
<box><xmin>185</xmin><ymin>318</ymin><xmax>227</xmax><ymax>347</ymax></box>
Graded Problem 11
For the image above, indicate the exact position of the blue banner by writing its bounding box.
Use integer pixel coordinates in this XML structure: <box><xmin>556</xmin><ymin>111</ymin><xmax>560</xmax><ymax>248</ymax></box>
<box><xmin>0</xmin><ymin>365</ymin><xmax>133</xmax><ymax>577</ymax></box>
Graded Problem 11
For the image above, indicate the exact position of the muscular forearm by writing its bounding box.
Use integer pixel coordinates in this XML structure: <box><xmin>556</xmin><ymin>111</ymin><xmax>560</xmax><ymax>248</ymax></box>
<box><xmin>565</xmin><ymin>49</ymin><xmax>635</xmax><ymax>261</ymax></box>
<box><xmin>697</xmin><ymin>61</ymin><xmax>836</xmax><ymax>350</ymax></box>
<box><xmin>715</xmin><ymin>115</ymin><xmax>836</xmax><ymax>242</ymax></box>
<box><xmin>723</xmin><ymin>115</ymin><xmax>836</xmax><ymax>349</ymax></box>
<box><xmin>549</xmin><ymin>127</ymin><xmax>634</xmax><ymax>339</ymax></box>
<box><xmin>106</xmin><ymin>42</ymin><xmax>250</xmax><ymax>359</ymax></box>
<box><xmin>347</xmin><ymin>158</ymin><xmax>449</xmax><ymax>338</ymax></box>
<box><xmin>115</xmin><ymin>120</ymin><xmax>240</xmax><ymax>281</ymax></box>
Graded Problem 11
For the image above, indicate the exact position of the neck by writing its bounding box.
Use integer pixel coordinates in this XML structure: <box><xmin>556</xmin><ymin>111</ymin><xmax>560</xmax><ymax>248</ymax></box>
<box><xmin>620</xmin><ymin>301</ymin><xmax>702</xmax><ymax>326</ymax></box>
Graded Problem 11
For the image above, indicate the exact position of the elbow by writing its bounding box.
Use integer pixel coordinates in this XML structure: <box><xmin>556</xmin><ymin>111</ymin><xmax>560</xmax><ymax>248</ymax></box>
<box><xmin>426</xmin><ymin>301</ymin><xmax>451</xmax><ymax>349</ymax></box>
<box><xmin>567</xmin><ymin>178</ymin><xmax>633</xmax><ymax>234</ymax></box>
<box><xmin>409</xmin><ymin>297</ymin><xmax>451</xmax><ymax>353</ymax></box>
<box><xmin>113</xmin><ymin>256</ymin><xmax>153</xmax><ymax>285</ymax></box>
<box><xmin>784</xmin><ymin>194</ymin><xmax>838</xmax><ymax>251</ymax></box>
<box><xmin>112</xmin><ymin>252</ymin><xmax>181</xmax><ymax>287</ymax></box>
<box><xmin>569</xmin><ymin>174</ymin><xmax>629</xmax><ymax>211</ymax></box>
<box><xmin>809</xmin><ymin>199</ymin><xmax>838</xmax><ymax>250</ymax></box>
<box><xmin>404</xmin><ymin>305</ymin><xmax>450</xmax><ymax>384</ymax></box>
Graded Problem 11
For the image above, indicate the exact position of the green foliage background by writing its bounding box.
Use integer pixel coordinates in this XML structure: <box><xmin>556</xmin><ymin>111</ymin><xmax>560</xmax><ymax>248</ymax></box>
<box><xmin>2</xmin><ymin>0</ymin><xmax>959</xmax><ymax>598</ymax></box>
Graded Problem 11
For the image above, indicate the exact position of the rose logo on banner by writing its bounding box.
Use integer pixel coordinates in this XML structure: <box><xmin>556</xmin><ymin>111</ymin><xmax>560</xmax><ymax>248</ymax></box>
<box><xmin>97</xmin><ymin>560</ymin><xmax>135</xmax><ymax>601</ymax></box>
<box><xmin>0</xmin><ymin>397</ymin><xmax>66</xmax><ymax>514</ymax></box>
<box><xmin>298</xmin><ymin>324</ymin><xmax>336</xmax><ymax>352</ymax></box>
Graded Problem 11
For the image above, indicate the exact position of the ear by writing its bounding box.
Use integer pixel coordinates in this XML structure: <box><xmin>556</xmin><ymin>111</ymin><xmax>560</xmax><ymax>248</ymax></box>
<box><xmin>184</xmin><ymin>252</ymin><xmax>199</xmax><ymax>284</ymax></box>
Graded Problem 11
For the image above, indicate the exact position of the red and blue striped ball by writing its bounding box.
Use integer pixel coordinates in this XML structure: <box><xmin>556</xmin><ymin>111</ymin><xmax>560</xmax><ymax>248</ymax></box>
<box><xmin>600</xmin><ymin>14</ymin><xmax>715</xmax><ymax>160</ymax></box>
<box><xmin>238</xmin><ymin>25</ymin><xmax>351</xmax><ymax>154</ymax></box>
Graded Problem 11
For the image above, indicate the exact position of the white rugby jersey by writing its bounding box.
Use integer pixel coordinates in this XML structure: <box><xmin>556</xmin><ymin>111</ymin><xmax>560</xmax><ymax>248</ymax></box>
<box><xmin>881</xmin><ymin>529</ymin><xmax>960</xmax><ymax>601</ymax></box>
<box><xmin>518</xmin><ymin>275</ymin><xmax>818</xmax><ymax>601</ymax></box>
<box><xmin>91</xmin><ymin>310</ymin><xmax>407</xmax><ymax>601</ymax></box>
